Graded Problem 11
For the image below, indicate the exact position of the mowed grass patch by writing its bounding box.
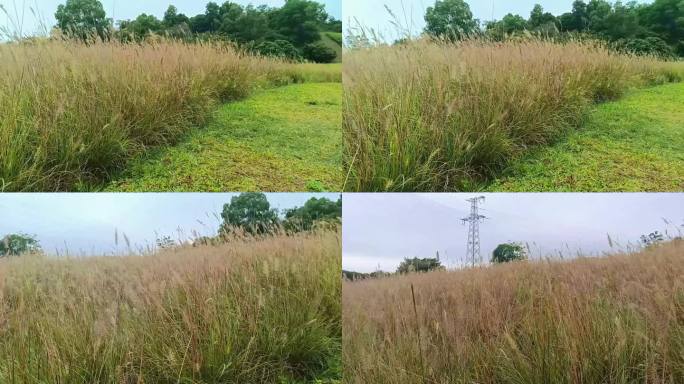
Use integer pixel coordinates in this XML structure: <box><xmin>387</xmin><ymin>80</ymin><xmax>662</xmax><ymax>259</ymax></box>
<box><xmin>344</xmin><ymin>240</ymin><xmax>684</xmax><ymax>383</ymax></box>
<box><xmin>0</xmin><ymin>230</ymin><xmax>342</xmax><ymax>383</ymax></box>
<box><xmin>491</xmin><ymin>82</ymin><xmax>684</xmax><ymax>191</ymax></box>
<box><xmin>109</xmin><ymin>82</ymin><xmax>342</xmax><ymax>192</ymax></box>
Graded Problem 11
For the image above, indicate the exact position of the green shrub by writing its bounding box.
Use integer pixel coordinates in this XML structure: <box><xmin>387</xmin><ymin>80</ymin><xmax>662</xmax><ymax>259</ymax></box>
<box><xmin>614</xmin><ymin>37</ymin><xmax>676</xmax><ymax>59</ymax></box>
<box><xmin>252</xmin><ymin>39</ymin><xmax>302</xmax><ymax>60</ymax></box>
<box><xmin>303</xmin><ymin>41</ymin><xmax>337</xmax><ymax>63</ymax></box>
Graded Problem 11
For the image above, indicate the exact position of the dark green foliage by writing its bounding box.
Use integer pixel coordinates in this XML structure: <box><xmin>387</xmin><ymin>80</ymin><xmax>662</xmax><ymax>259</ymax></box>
<box><xmin>271</xmin><ymin>0</ymin><xmax>328</xmax><ymax>46</ymax></box>
<box><xmin>323</xmin><ymin>17</ymin><xmax>342</xmax><ymax>33</ymax></box>
<box><xmin>119</xmin><ymin>14</ymin><xmax>163</xmax><ymax>41</ymax></box>
<box><xmin>528</xmin><ymin>4</ymin><xmax>559</xmax><ymax>32</ymax></box>
<box><xmin>614</xmin><ymin>36</ymin><xmax>675</xmax><ymax>58</ymax></box>
<box><xmin>0</xmin><ymin>234</ymin><xmax>41</xmax><ymax>257</ymax></box>
<box><xmin>162</xmin><ymin>5</ymin><xmax>189</xmax><ymax>28</ymax></box>
<box><xmin>485</xmin><ymin>13</ymin><xmax>527</xmax><ymax>39</ymax></box>
<box><xmin>220</xmin><ymin>193</ymin><xmax>341</xmax><ymax>237</ymax></box>
<box><xmin>342</xmin><ymin>270</ymin><xmax>391</xmax><ymax>281</ymax></box>
<box><xmin>58</xmin><ymin>0</ymin><xmax>342</xmax><ymax>62</ymax></box>
<box><xmin>485</xmin><ymin>0</ymin><xmax>684</xmax><ymax>57</ymax></box>
<box><xmin>252</xmin><ymin>39</ymin><xmax>301</xmax><ymax>59</ymax></box>
<box><xmin>397</xmin><ymin>258</ymin><xmax>444</xmax><ymax>274</ymax></box>
<box><xmin>491</xmin><ymin>242</ymin><xmax>527</xmax><ymax>263</ymax></box>
<box><xmin>55</xmin><ymin>0</ymin><xmax>111</xmax><ymax>41</ymax></box>
<box><xmin>221</xmin><ymin>193</ymin><xmax>279</xmax><ymax>235</ymax></box>
<box><xmin>284</xmin><ymin>196</ymin><xmax>342</xmax><ymax>232</ymax></box>
<box><xmin>424</xmin><ymin>0</ymin><xmax>479</xmax><ymax>40</ymax></box>
<box><xmin>302</xmin><ymin>41</ymin><xmax>337</xmax><ymax>63</ymax></box>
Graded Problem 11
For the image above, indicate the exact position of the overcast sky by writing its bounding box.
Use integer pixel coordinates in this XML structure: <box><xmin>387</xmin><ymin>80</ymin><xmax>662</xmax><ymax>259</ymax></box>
<box><xmin>0</xmin><ymin>193</ymin><xmax>338</xmax><ymax>256</ymax></box>
<box><xmin>343</xmin><ymin>0</ymin><xmax>652</xmax><ymax>43</ymax></box>
<box><xmin>343</xmin><ymin>193</ymin><xmax>684</xmax><ymax>273</ymax></box>
<box><xmin>0</xmin><ymin>0</ymin><xmax>341</xmax><ymax>39</ymax></box>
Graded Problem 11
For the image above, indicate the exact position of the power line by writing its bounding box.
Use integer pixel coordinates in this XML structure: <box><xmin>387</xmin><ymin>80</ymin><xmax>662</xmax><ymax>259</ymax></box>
<box><xmin>461</xmin><ymin>196</ymin><xmax>487</xmax><ymax>267</ymax></box>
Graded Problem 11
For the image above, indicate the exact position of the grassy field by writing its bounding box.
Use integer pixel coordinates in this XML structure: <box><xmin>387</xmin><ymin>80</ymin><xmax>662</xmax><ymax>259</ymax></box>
<box><xmin>343</xmin><ymin>38</ymin><xmax>684</xmax><ymax>192</ymax></box>
<box><xmin>109</xmin><ymin>82</ymin><xmax>342</xmax><ymax>192</ymax></box>
<box><xmin>0</xmin><ymin>39</ymin><xmax>340</xmax><ymax>192</ymax></box>
<box><xmin>0</xmin><ymin>230</ymin><xmax>341</xmax><ymax>383</ymax></box>
<box><xmin>343</xmin><ymin>240</ymin><xmax>684</xmax><ymax>383</ymax></box>
<box><xmin>491</xmin><ymin>82</ymin><xmax>684</xmax><ymax>191</ymax></box>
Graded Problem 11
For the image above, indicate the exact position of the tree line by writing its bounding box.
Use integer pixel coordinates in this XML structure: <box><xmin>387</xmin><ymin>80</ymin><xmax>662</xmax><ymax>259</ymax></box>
<box><xmin>54</xmin><ymin>0</ymin><xmax>342</xmax><ymax>62</ymax></box>
<box><xmin>421</xmin><ymin>0</ymin><xmax>684</xmax><ymax>58</ymax></box>
<box><xmin>342</xmin><ymin>243</ymin><xmax>529</xmax><ymax>281</ymax></box>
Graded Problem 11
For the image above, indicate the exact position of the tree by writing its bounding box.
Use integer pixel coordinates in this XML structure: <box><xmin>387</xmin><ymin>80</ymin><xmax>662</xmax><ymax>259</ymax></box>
<box><xmin>491</xmin><ymin>243</ymin><xmax>527</xmax><ymax>263</ymax></box>
<box><xmin>486</xmin><ymin>13</ymin><xmax>527</xmax><ymax>39</ymax></box>
<box><xmin>0</xmin><ymin>234</ymin><xmax>41</xmax><ymax>257</ymax></box>
<box><xmin>271</xmin><ymin>0</ymin><xmax>328</xmax><ymax>46</ymax></box>
<box><xmin>640</xmin><ymin>0</ymin><xmax>684</xmax><ymax>56</ymax></box>
<box><xmin>424</xmin><ymin>0</ymin><xmax>479</xmax><ymax>40</ymax></box>
<box><xmin>219</xmin><ymin>5</ymin><xmax>275</xmax><ymax>44</ymax></box>
<box><xmin>156</xmin><ymin>235</ymin><xmax>176</xmax><ymax>249</ymax></box>
<box><xmin>221</xmin><ymin>193</ymin><xmax>279</xmax><ymax>235</ymax></box>
<box><xmin>397</xmin><ymin>257</ymin><xmax>444</xmax><ymax>274</ymax></box>
<box><xmin>55</xmin><ymin>0</ymin><xmax>111</xmax><ymax>41</ymax></box>
<box><xmin>614</xmin><ymin>36</ymin><xmax>675</xmax><ymax>58</ymax></box>
<box><xmin>641</xmin><ymin>231</ymin><xmax>665</xmax><ymax>247</ymax></box>
<box><xmin>163</xmin><ymin>5</ymin><xmax>189</xmax><ymax>28</ymax></box>
<box><xmin>559</xmin><ymin>0</ymin><xmax>590</xmax><ymax>31</ymax></box>
<box><xmin>122</xmin><ymin>13</ymin><xmax>163</xmax><ymax>40</ymax></box>
<box><xmin>527</xmin><ymin>4</ymin><xmax>558</xmax><ymax>33</ymax></box>
<box><xmin>302</xmin><ymin>41</ymin><xmax>337</xmax><ymax>62</ymax></box>
<box><xmin>284</xmin><ymin>196</ymin><xmax>341</xmax><ymax>231</ymax></box>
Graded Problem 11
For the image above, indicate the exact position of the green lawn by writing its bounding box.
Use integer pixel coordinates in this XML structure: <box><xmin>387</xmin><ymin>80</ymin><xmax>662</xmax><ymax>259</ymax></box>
<box><xmin>490</xmin><ymin>82</ymin><xmax>684</xmax><ymax>192</ymax></box>
<box><xmin>109</xmin><ymin>83</ymin><xmax>342</xmax><ymax>192</ymax></box>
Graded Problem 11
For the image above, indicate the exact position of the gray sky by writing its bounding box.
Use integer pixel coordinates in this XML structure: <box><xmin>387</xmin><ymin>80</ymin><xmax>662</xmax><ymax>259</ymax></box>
<box><xmin>1</xmin><ymin>0</ymin><xmax>341</xmax><ymax>39</ymax></box>
<box><xmin>343</xmin><ymin>193</ymin><xmax>684</xmax><ymax>273</ymax></box>
<box><xmin>0</xmin><ymin>193</ymin><xmax>338</xmax><ymax>256</ymax></box>
<box><xmin>343</xmin><ymin>0</ymin><xmax>652</xmax><ymax>43</ymax></box>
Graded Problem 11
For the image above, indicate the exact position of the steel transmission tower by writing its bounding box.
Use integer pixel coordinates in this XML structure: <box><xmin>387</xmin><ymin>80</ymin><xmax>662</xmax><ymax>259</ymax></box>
<box><xmin>461</xmin><ymin>196</ymin><xmax>487</xmax><ymax>267</ymax></box>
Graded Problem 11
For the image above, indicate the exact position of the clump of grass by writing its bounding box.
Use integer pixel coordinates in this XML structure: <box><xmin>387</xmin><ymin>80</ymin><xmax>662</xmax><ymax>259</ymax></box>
<box><xmin>343</xmin><ymin>38</ymin><xmax>684</xmax><ymax>191</ymax></box>
<box><xmin>343</xmin><ymin>240</ymin><xmax>684</xmax><ymax>383</ymax></box>
<box><xmin>0</xmin><ymin>229</ymin><xmax>341</xmax><ymax>383</ymax></box>
<box><xmin>0</xmin><ymin>39</ymin><xmax>336</xmax><ymax>191</ymax></box>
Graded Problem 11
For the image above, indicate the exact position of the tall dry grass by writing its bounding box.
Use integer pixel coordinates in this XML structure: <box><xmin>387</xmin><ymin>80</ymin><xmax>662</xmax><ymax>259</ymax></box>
<box><xmin>0</xmin><ymin>230</ymin><xmax>341</xmax><ymax>383</ymax></box>
<box><xmin>343</xmin><ymin>240</ymin><xmax>684</xmax><ymax>383</ymax></box>
<box><xmin>0</xmin><ymin>39</ymin><xmax>340</xmax><ymax>191</ymax></box>
<box><xmin>343</xmin><ymin>39</ymin><xmax>684</xmax><ymax>191</ymax></box>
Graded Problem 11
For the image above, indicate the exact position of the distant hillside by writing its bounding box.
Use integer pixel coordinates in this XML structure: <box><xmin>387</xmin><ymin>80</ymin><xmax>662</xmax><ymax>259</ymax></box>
<box><xmin>320</xmin><ymin>32</ymin><xmax>342</xmax><ymax>63</ymax></box>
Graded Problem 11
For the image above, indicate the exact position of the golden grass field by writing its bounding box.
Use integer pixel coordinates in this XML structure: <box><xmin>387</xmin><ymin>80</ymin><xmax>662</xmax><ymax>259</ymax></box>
<box><xmin>343</xmin><ymin>38</ymin><xmax>684</xmax><ymax>192</ymax></box>
<box><xmin>0</xmin><ymin>229</ymin><xmax>341</xmax><ymax>383</ymax></box>
<box><xmin>0</xmin><ymin>39</ymin><xmax>340</xmax><ymax>192</ymax></box>
<box><xmin>343</xmin><ymin>240</ymin><xmax>684</xmax><ymax>383</ymax></box>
